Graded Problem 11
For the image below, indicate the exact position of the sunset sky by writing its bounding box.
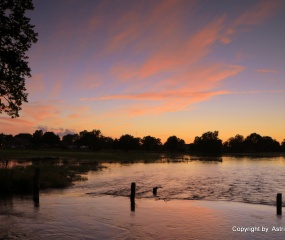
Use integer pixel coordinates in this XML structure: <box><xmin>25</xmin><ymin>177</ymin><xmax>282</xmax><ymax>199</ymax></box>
<box><xmin>1</xmin><ymin>0</ymin><xmax>285</xmax><ymax>143</ymax></box>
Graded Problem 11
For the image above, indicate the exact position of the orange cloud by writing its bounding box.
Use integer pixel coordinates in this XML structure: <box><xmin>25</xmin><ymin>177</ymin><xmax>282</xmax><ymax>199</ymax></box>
<box><xmin>81</xmin><ymin>63</ymin><xmax>244</xmax><ymax>116</ymax></box>
<box><xmin>109</xmin><ymin>16</ymin><xmax>227</xmax><ymax>96</ymax></box>
<box><xmin>0</xmin><ymin>100</ymin><xmax>94</xmax><ymax>135</ymax></box>
<box><xmin>23</xmin><ymin>101</ymin><xmax>62</xmax><ymax>122</ymax></box>
<box><xmin>106</xmin><ymin>0</ymin><xmax>194</xmax><ymax>54</ymax></box>
<box><xmin>98</xmin><ymin>1</ymin><xmax>283</xmax><ymax>118</ymax></box>
<box><xmin>0</xmin><ymin>117</ymin><xmax>35</xmax><ymax>135</ymax></box>
<box><xmin>101</xmin><ymin>90</ymin><xmax>229</xmax><ymax>117</ymax></box>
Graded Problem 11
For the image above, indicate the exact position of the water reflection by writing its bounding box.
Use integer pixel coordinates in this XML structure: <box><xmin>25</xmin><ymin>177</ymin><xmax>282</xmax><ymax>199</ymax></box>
<box><xmin>83</xmin><ymin>156</ymin><xmax>285</xmax><ymax>206</ymax></box>
<box><xmin>1</xmin><ymin>156</ymin><xmax>285</xmax><ymax>239</ymax></box>
<box><xmin>1</xmin><ymin>195</ymin><xmax>283</xmax><ymax>240</ymax></box>
<box><xmin>130</xmin><ymin>200</ymin><xmax>135</xmax><ymax>212</ymax></box>
<box><xmin>33</xmin><ymin>195</ymin><xmax>39</xmax><ymax>207</ymax></box>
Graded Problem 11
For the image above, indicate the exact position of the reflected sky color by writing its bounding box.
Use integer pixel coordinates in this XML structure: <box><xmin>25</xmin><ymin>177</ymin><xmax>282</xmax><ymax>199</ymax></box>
<box><xmin>2</xmin><ymin>157</ymin><xmax>285</xmax><ymax>239</ymax></box>
<box><xmin>1</xmin><ymin>0</ymin><xmax>285</xmax><ymax>143</ymax></box>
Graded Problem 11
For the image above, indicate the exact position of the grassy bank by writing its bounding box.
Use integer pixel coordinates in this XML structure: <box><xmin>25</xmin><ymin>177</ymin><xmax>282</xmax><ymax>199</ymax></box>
<box><xmin>0</xmin><ymin>148</ymin><xmax>164</xmax><ymax>162</ymax></box>
<box><xmin>0</xmin><ymin>158</ymin><xmax>101</xmax><ymax>196</ymax></box>
<box><xmin>0</xmin><ymin>149</ymin><xmax>185</xmax><ymax>195</ymax></box>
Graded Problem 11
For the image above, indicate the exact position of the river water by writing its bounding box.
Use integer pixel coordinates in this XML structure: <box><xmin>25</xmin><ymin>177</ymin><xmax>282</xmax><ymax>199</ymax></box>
<box><xmin>1</xmin><ymin>155</ymin><xmax>285</xmax><ymax>239</ymax></box>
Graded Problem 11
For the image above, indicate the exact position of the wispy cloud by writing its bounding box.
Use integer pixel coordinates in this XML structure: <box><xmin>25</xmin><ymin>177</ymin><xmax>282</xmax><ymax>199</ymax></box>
<box><xmin>0</xmin><ymin>117</ymin><xmax>35</xmax><ymax>134</ymax></box>
<box><xmin>231</xmin><ymin>90</ymin><xmax>285</xmax><ymax>95</ymax></box>
<box><xmin>23</xmin><ymin>101</ymin><xmax>62</xmax><ymax>122</ymax></box>
<box><xmin>256</xmin><ymin>69</ymin><xmax>278</xmax><ymax>73</ymax></box>
<box><xmin>222</xmin><ymin>0</ymin><xmax>284</xmax><ymax>44</ymax></box>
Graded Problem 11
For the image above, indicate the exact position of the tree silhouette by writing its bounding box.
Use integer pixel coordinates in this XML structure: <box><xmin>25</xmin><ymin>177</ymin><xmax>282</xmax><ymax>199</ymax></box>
<box><xmin>243</xmin><ymin>133</ymin><xmax>263</xmax><ymax>152</ymax></box>
<box><xmin>0</xmin><ymin>0</ymin><xmax>38</xmax><ymax>117</ymax></box>
<box><xmin>14</xmin><ymin>133</ymin><xmax>32</xmax><ymax>147</ymax></box>
<box><xmin>100</xmin><ymin>136</ymin><xmax>114</xmax><ymax>149</ymax></box>
<box><xmin>164</xmin><ymin>135</ymin><xmax>185</xmax><ymax>152</ymax></box>
<box><xmin>223</xmin><ymin>134</ymin><xmax>244</xmax><ymax>153</ymax></box>
<box><xmin>32</xmin><ymin>130</ymin><xmax>43</xmax><ymax>146</ymax></box>
<box><xmin>2</xmin><ymin>128</ymin><xmax>285</xmax><ymax>154</ymax></box>
<box><xmin>193</xmin><ymin>131</ymin><xmax>222</xmax><ymax>153</ymax></box>
<box><xmin>113</xmin><ymin>138</ymin><xmax>119</xmax><ymax>151</ymax></box>
<box><xmin>281</xmin><ymin>139</ymin><xmax>285</xmax><ymax>152</ymax></box>
<box><xmin>62</xmin><ymin>133</ymin><xmax>79</xmax><ymax>147</ymax></box>
<box><xmin>42</xmin><ymin>131</ymin><xmax>60</xmax><ymax>147</ymax></box>
<box><xmin>141</xmin><ymin>135</ymin><xmax>162</xmax><ymax>151</ymax></box>
<box><xmin>0</xmin><ymin>133</ymin><xmax>13</xmax><ymax>147</ymax></box>
<box><xmin>118</xmin><ymin>134</ymin><xmax>140</xmax><ymax>151</ymax></box>
<box><xmin>260</xmin><ymin>136</ymin><xmax>280</xmax><ymax>152</ymax></box>
<box><xmin>77</xmin><ymin>129</ymin><xmax>103</xmax><ymax>150</ymax></box>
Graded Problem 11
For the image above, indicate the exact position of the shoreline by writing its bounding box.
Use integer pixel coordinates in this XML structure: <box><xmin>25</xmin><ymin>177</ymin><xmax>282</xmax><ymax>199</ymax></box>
<box><xmin>1</xmin><ymin>148</ymin><xmax>284</xmax><ymax>162</ymax></box>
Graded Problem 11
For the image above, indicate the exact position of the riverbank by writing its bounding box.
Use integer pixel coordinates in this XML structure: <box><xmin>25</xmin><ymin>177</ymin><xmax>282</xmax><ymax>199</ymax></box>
<box><xmin>0</xmin><ymin>158</ymin><xmax>101</xmax><ymax>196</ymax></box>
<box><xmin>0</xmin><ymin>148</ymin><xmax>163</xmax><ymax>162</ymax></box>
<box><xmin>1</xmin><ymin>148</ymin><xmax>284</xmax><ymax>162</ymax></box>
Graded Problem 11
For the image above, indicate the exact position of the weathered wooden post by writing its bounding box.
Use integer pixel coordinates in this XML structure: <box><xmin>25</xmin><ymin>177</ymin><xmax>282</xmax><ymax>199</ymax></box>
<box><xmin>130</xmin><ymin>182</ymin><xmax>136</xmax><ymax>201</ymax></box>
<box><xmin>277</xmin><ymin>193</ymin><xmax>282</xmax><ymax>215</ymax></box>
<box><xmin>130</xmin><ymin>182</ymin><xmax>136</xmax><ymax>212</ymax></box>
<box><xmin>153</xmin><ymin>187</ymin><xmax>158</xmax><ymax>196</ymax></box>
<box><xmin>33</xmin><ymin>168</ymin><xmax>40</xmax><ymax>196</ymax></box>
<box><xmin>130</xmin><ymin>199</ymin><xmax>135</xmax><ymax>212</ymax></box>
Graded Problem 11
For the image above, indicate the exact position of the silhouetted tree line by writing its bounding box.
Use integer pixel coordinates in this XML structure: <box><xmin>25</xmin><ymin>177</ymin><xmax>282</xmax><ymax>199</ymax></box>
<box><xmin>1</xmin><ymin>130</ymin><xmax>285</xmax><ymax>154</ymax></box>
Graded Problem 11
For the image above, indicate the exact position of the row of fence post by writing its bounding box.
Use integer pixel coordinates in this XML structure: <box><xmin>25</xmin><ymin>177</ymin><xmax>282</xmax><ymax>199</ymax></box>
<box><xmin>131</xmin><ymin>183</ymin><xmax>283</xmax><ymax>215</ymax></box>
<box><xmin>31</xmin><ymin>172</ymin><xmax>284</xmax><ymax>215</ymax></box>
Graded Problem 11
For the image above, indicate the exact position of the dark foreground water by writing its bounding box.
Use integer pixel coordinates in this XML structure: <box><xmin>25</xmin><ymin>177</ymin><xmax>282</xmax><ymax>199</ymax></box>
<box><xmin>1</xmin><ymin>155</ymin><xmax>285</xmax><ymax>239</ymax></box>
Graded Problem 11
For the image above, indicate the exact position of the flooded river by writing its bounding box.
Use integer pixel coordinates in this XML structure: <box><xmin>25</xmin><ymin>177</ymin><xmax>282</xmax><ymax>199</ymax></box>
<box><xmin>1</xmin><ymin>155</ymin><xmax>285</xmax><ymax>239</ymax></box>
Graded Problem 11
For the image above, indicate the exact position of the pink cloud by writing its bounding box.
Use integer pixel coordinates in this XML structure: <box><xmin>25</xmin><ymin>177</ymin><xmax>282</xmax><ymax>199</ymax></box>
<box><xmin>99</xmin><ymin>64</ymin><xmax>242</xmax><ymax>115</ymax></box>
<box><xmin>106</xmin><ymin>0</ymin><xmax>194</xmax><ymax>54</ymax></box>
<box><xmin>23</xmin><ymin>102</ymin><xmax>61</xmax><ymax>121</ymax></box>
<box><xmin>0</xmin><ymin>117</ymin><xmax>35</xmax><ymax>135</ymax></box>
<box><xmin>98</xmin><ymin>1</ymin><xmax>282</xmax><ymax>117</ymax></box>
<box><xmin>82</xmin><ymin>63</ymin><xmax>244</xmax><ymax>116</ymax></box>
<box><xmin>102</xmin><ymin>90</ymin><xmax>229</xmax><ymax>117</ymax></box>
<box><xmin>110</xmin><ymin>16</ymin><xmax>227</xmax><ymax>90</ymax></box>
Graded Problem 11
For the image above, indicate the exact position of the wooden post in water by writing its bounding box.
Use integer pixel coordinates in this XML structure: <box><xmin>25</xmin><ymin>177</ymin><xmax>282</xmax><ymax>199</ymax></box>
<box><xmin>130</xmin><ymin>182</ymin><xmax>136</xmax><ymax>202</ymax></box>
<box><xmin>33</xmin><ymin>167</ymin><xmax>40</xmax><ymax>196</ymax></box>
<box><xmin>130</xmin><ymin>199</ymin><xmax>135</xmax><ymax>212</ymax></box>
<box><xmin>277</xmin><ymin>193</ymin><xmax>282</xmax><ymax>215</ymax></box>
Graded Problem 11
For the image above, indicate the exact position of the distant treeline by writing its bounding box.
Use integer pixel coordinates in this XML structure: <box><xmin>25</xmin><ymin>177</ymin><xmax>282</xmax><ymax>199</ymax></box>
<box><xmin>1</xmin><ymin>130</ymin><xmax>285</xmax><ymax>154</ymax></box>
